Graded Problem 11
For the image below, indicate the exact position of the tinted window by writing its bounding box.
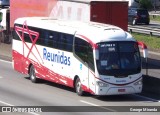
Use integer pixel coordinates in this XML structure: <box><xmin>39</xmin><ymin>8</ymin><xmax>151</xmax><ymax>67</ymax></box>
<box><xmin>13</xmin><ymin>24</ymin><xmax>23</xmax><ymax>41</ymax></box>
<box><xmin>74</xmin><ymin>37</ymin><xmax>95</xmax><ymax>71</ymax></box>
<box><xmin>58</xmin><ymin>33</ymin><xmax>73</xmax><ymax>52</ymax></box>
<box><xmin>97</xmin><ymin>41</ymin><xmax>141</xmax><ymax>76</ymax></box>
<box><xmin>137</xmin><ymin>9</ymin><xmax>148</xmax><ymax>15</ymax></box>
<box><xmin>13</xmin><ymin>24</ymin><xmax>73</xmax><ymax>52</ymax></box>
<box><xmin>12</xmin><ymin>29</ymin><xmax>21</xmax><ymax>41</ymax></box>
<box><xmin>75</xmin><ymin>37</ymin><xmax>89</xmax><ymax>63</ymax></box>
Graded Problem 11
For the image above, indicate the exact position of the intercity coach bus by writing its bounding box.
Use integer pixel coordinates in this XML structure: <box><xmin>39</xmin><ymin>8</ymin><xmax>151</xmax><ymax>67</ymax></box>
<box><xmin>12</xmin><ymin>17</ymin><xmax>148</xmax><ymax>96</ymax></box>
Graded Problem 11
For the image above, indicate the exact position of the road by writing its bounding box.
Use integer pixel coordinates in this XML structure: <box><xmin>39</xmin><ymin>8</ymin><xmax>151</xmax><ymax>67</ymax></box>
<box><xmin>0</xmin><ymin>59</ymin><xmax>160</xmax><ymax>114</ymax></box>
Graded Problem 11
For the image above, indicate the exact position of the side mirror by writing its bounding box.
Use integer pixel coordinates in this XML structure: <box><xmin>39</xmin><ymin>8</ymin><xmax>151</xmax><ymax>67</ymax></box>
<box><xmin>137</xmin><ymin>41</ymin><xmax>148</xmax><ymax>58</ymax></box>
<box><xmin>137</xmin><ymin>41</ymin><xmax>148</xmax><ymax>75</ymax></box>
<box><xmin>95</xmin><ymin>49</ymin><xmax>99</xmax><ymax>60</ymax></box>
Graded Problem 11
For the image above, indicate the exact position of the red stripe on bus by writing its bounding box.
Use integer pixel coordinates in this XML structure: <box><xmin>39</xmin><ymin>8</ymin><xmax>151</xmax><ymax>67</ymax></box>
<box><xmin>77</xmin><ymin>34</ymin><xmax>98</xmax><ymax>49</ymax></box>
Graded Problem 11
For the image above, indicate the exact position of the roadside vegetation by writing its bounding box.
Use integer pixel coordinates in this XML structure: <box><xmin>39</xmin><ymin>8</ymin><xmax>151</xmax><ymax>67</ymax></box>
<box><xmin>131</xmin><ymin>33</ymin><xmax>160</xmax><ymax>52</ymax></box>
<box><xmin>150</xmin><ymin>15</ymin><xmax>160</xmax><ymax>22</ymax></box>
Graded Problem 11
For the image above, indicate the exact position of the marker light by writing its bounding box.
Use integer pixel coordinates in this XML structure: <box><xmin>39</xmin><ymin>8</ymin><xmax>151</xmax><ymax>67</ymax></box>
<box><xmin>134</xmin><ymin>79</ymin><xmax>142</xmax><ymax>85</ymax></box>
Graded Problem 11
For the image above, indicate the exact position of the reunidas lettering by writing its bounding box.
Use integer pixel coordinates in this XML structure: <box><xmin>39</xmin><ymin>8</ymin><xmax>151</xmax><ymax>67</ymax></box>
<box><xmin>43</xmin><ymin>48</ymin><xmax>71</xmax><ymax>66</ymax></box>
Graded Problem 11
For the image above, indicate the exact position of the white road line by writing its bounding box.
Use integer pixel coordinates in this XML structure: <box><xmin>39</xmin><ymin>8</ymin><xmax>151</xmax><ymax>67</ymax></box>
<box><xmin>0</xmin><ymin>100</ymin><xmax>40</xmax><ymax>115</ymax></box>
<box><xmin>133</xmin><ymin>94</ymin><xmax>160</xmax><ymax>102</ymax></box>
<box><xmin>0</xmin><ymin>100</ymin><xmax>14</xmax><ymax>106</ymax></box>
<box><xmin>0</xmin><ymin>59</ymin><xmax>12</xmax><ymax>64</ymax></box>
<box><xmin>80</xmin><ymin>100</ymin><xmax>116</xmax><ymax>112</ymax></box>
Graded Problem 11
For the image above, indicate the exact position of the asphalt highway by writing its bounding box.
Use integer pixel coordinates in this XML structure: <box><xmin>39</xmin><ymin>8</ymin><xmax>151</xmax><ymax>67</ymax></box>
<box><xmin>0</xmin><ymin>59</ymin><xmax>160</xmax><ymax>115</ymax></box>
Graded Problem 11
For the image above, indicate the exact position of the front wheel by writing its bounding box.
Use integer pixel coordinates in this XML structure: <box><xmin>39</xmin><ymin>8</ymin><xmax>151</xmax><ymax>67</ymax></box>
<box><xmin>29</xmin><ymin>65</ymin><xmax>38</xmax><ymax>83</ymax></box>
<box><xmin>75</xmin><ymin>78</ymin><xmax>84</xmax><ymax>96</ymax></box>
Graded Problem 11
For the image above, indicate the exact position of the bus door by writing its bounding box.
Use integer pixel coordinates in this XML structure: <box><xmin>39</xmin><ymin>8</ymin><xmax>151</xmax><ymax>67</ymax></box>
<box><xmin>74</xmin><ymin>36</ymin><xmax>95</xmax><ymax>91</ymax></box>
<box><xmin>74</xmin><ymin>36</ymin><xmax>89</xmax><ymax>89</ymax></box>
<box><xmin>87</xmin><ymin>44</ymin><xmax>96</xmax><ymax>93</ymax></box>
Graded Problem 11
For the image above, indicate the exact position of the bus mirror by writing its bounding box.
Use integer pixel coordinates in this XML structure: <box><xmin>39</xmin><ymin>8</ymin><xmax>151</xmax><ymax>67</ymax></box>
<box><xmin>137</xmin><ymin>41</ymin><xmax>148</xmax><ymax>58</ymax></box>
<box><xmin>143</xmin><ymin>49</ymin><xmax>148</xmax><ymax>58</ymax></box>
<box><xmin>95</xmin><ymin>49</ymin><xmax>99</xmax><ymax>60</ymax></box>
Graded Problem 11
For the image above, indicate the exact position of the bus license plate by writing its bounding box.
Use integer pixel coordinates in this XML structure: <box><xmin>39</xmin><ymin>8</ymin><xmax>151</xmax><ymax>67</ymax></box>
<box><xmin>118</xmin><ymin>89</ymin><xmax>125</xmax><ymax>92</ymax></box>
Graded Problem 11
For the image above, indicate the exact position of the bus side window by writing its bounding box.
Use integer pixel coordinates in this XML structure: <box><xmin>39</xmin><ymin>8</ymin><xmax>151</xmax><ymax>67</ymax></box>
<box><xmin>13</xmin><ymin>24</ymin><xmax>23</xmax><ymax>41</ymax></box>
<box><xmin>74</xmin><ymin>37</ymin><xmax>88</xmax><ymax>63</ymax></box>
<box><xmin>51</xmin><ymin>31</ymin><xmax>59</xmax><ymax>49</ymax></box>
<box><xmin>44</xmin><ymin>31</ymin><xmax>49</xmax><ymax>46</ymax></box>
<box><xmin>13</xmin><ymin>25</ymin><xmax>21</xmax><ymax>41</ymax></box>
<box><xmin>64</xmin><ymin>34</ymin><xmax>73</xmax><ymax>52</ymax></box>
<box><xmin>24</xmin><ymin>33</ymin><xmax>32</xmax><ymax>43</ymax></box>
<box><xmin>58</xmin><ymin>33</ymin><xmax>73</xmax><ymax>52</ymax></box>
<box><xmin>29</xmin><ymin>27</ymin><xmax>42</xmax><ymax>45</ymax></box>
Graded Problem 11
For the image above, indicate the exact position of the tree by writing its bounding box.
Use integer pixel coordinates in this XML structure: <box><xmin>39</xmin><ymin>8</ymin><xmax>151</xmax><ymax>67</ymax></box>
<box><xmin>134</xmin><ymin>0</ymin><xmax>140</xmax><ymax>3</ymax></box>
<box><xmin>139</xmin><ymin>0</ymin><xmax>152</xmax><ymax>9</ymax></box>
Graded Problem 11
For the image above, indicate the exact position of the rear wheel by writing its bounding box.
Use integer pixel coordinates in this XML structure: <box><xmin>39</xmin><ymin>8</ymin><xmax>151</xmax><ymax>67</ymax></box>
<box><xmin>75</xmin><ymin>77</ymin><xmax>84</xmax><ymax>96</ymax></box>
<box><xmin>132</xmin><ymin>19</ymin><xmax>137</xmax><ymax>25</ymax></box>
<box><xmin>29</xmin><ymin>65</ymin><xmax>38</xmax><ymax>83</ymax></box>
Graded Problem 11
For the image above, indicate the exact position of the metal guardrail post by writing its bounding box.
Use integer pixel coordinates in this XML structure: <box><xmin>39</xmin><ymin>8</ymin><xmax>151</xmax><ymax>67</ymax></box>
<box><xmin>150</xmin><ymin>32</ymin><xmax>152</xmax><ymax>36</ymax></box>
<box><xmin>129</xmin><ymin>29</ymin><xmax>132</xmax><ymax>33</ymax></box>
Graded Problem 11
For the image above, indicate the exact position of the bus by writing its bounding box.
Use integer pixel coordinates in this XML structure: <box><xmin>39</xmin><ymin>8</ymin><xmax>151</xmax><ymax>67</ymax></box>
<box><xmin>12</xmin><ymin>17</ymin><xmax>148</xmax><ymax>96</ymax></box>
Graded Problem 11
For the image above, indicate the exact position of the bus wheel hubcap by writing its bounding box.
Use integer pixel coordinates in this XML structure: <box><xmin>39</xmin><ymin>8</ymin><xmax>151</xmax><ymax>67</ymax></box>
<box><xmin>77</xmin><ymin>81</ymin><xmax>81</xmax><ymax>93</ymax></box>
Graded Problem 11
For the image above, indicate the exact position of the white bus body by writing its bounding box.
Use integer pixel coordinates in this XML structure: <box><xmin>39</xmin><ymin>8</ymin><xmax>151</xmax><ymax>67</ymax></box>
<box><xmin>12</xmin><ymin>17</ymin><xmax>147</xmax><ymax>96</ymax></box>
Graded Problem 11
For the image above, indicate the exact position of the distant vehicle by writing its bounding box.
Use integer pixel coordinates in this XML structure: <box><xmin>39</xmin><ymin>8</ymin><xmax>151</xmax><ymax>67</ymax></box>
<box><xmin>12</xmin><ymin>17</ymin><xmax>148</xmax><ymax>96</ymax></box>
<box><xmin>0</xmin><ymin>0</ymin><xmax>129</xmax><ymax>43</ymax></box>
<box><xmin>124</xmin><ymin>0</ymin><xmax>140</xmax><ymax>8</ymax></box>
<box><xmin>128</xmin><ymin>8</ymin><xmax>150</xmax><ymax>25</ymax></box>
<box><xmin>0</xmin><ymin>0</ymin><xmax>10</xmax><ymax>7</ymax></box>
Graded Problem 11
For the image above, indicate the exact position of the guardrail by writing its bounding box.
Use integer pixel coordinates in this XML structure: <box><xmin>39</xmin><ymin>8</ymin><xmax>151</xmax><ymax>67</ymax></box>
<box><xmin>128</xmin><ymin>25</ymin><xmax>160</xmax><ymax>36</ymax></box>
<box><xmin>149</xmin><ymin>12</ymin><xmax>160</xmax><ymax>16</ymax></box>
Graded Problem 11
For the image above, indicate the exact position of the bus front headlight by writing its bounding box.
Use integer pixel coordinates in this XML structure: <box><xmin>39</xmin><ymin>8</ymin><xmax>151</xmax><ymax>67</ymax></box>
<box><xmin>134</xmin><ymin>79</ymin><xmax>142</xmax><ymax>85</ymax></box>
<box><xmin>97</xmin><ymin>81</ymin><xmax>109</xmax><ymax>87</ymax></box>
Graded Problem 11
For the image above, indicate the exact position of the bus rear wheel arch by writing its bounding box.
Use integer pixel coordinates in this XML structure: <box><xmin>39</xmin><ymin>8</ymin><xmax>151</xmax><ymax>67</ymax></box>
<box><xmin>29</xmin><ymin>65</ymin><xmax>38</xmax><ymax>83</ymax></box>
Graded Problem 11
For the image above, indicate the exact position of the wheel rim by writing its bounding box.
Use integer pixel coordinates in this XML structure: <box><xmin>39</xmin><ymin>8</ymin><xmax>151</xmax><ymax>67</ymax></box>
<box><xmin>30</xmin><ymin>67</ymin><xmax>35</xmax><ymax>80</ymax></box>
<box><xmin>76</xmin><ymin>80</ymin><xmax>81</xmax><ymax>93</ymax></box>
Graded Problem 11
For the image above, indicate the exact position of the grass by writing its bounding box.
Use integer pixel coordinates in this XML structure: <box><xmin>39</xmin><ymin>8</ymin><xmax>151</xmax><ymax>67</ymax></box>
<box><xmin>131</xmin><ymin>33</ymin><xmax>160</xmax><ymax>52</ymax></box>
<box><xmin>150</xmin><ymin>15</ymin><xmax>160</xmax><ymax>22</ymax></box>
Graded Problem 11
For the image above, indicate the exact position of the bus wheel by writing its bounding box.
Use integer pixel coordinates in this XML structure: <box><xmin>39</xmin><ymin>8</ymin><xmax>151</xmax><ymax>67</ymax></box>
<box><xmin>29</xmin><ymin>65</ymin><xmax>38</xmax><ymax>83</ymax></box>
<box><xmin>75</xmin><ymin>77</ymin><xmax>84</xmax><ymax>96</ymax></box>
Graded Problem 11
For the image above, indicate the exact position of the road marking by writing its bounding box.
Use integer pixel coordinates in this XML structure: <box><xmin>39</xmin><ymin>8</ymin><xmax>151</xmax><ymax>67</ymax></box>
<box><xmin>80</xmin><ymin>100</ymin><xmax>116</xmax><ymax>112</ymax></box>
<box><xmin>133</xmin><ymin>94</ymin><xmax>160</xmax><ymax>102</ymax></box>
<box><xmin>0</xmin><ymin>59</ymin><xmax>12</xmax><ymax>64</ymax></box>
<box><xmin>0</xmin><ymin>76</ymin><xmax>3</xmax><ymax>79</ymax></box>
<box><xmin>0</xmin><ymin>100</ymin><xmax>40</xmax><ymax>115</ymax></box>
<box><xmin>0</xmin><ymin>100</ymin><xmax>14</xmax><ymax>106</ymax></box>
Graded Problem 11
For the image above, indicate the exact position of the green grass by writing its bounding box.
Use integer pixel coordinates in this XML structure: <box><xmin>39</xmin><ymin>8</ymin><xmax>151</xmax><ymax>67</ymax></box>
<box><xmin>132</xmin><ymin>33</ymin><xmax>160</xmax><ymax>51</ymax></box>
<box><xmin>150</xmin><ymin>15</ymin><xmax>160</xmax><ymax>22</ymax></box>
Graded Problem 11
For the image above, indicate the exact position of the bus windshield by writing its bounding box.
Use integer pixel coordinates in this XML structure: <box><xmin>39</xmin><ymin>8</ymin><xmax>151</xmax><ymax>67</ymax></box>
<box><xmin>96</xmin><ymin>41</ymin><xmax>141</xmax><ymax>77</ymax></box>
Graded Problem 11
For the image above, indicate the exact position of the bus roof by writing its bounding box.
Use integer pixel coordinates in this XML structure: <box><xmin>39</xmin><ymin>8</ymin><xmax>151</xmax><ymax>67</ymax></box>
<box><xmin>14</xmin><ymin>17</ymin><xmax>135</xmax><ymax>44</ymax></box>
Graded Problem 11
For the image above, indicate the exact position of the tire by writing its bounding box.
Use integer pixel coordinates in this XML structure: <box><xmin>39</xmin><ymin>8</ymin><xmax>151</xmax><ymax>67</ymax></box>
<box><xmin>75</xmin><ymin>77</ymin><xmax>84</xmax><ymax>96</ymax></box>
<box><xmin>29</xmin><ymin>65</ymin><xmax>38</xmax><ymax>83</ymax></box>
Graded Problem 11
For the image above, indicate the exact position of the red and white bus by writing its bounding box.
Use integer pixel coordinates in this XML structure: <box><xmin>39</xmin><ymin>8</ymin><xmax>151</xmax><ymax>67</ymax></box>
<box><xmin>12</xmin><ymin>17</ymin><xmax>148</xmax><ymax>96</ymax></box>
